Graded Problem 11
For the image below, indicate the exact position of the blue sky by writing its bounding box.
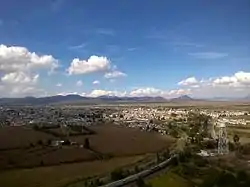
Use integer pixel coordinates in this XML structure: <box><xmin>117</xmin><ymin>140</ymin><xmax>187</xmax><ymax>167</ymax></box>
<box><xmin>0</xmin><ymin>0</ymin><xmax>250</xmax><ymax>98</ymax></box>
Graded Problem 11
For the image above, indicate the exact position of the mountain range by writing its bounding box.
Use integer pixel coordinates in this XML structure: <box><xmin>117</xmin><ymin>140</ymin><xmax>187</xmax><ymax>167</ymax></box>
<box><xmin>0</xmin><ymin>94</ymin><xmax>249</xmax><ymax>106</ymax></box>
<box><xmin>0</xmin><ymin>95</ymin><xmax>193</xmax><ymax>106</ymax></box>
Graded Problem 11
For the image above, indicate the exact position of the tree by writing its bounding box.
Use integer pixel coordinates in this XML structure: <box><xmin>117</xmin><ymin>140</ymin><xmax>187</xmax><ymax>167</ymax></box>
<box><xmin>47</xmin><ymin>139</ymin><xmax>52</xmax><ymax>146</ymax></box>
<box><xmin>93</xmin><ymin>178</ymin><xmax>103</xmax><ymax>186</ymax></box>
<box><xmin>110</xmin><ymin>169</ymin><xmax>124</xmax><ymax>181</ymax></box>
<box><xmin>233</xmin><ymin>134</ymin><xmax>240</xmax><ymax>144</ymax></box>
<box><xmin>37</xmin><ymin>139</ymin><xmax>43</xmax><ymax>146</ymax></box>
<box><xmin>84</xmin><ymin>138</ymin><xmax>90</xmax><ymax>149</ymax></box>
<box><xmin>134</xmin><ymin>165</ymin><xmax>140</xmax><ymax>173</ymax></box>
<box><xmin>156</xmin><ymin>152</ymin><xmax>161</xmax><ymax>163</ymax></box>
<box><xmin>40</xmin><ymin>160</ymin><xmax>44</xmax><ymax>166</ymax></box>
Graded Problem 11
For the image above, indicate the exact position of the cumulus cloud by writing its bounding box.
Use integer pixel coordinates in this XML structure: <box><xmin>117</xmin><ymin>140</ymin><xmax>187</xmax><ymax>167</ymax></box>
<box><xmin>88</xmin><ymin>89</ymin><xmax>127</xmax><ymax>97</ymax></box>
<box><xmin>104</xmin><ymin>70</ymin><xmax>127</xmax><ymax>79</ymax></box>
<box><xmin>182</xmin><ymin>71</ymin><xmax>250</xmax><ymax>98</ymax></box>
<box><xmin>92</xmin><ymin>80</ymin><xmax>100</xmax><ymax>85</ymax></box>
<box><xmin>0</xmin><ymin>44</ymin><xmax>59</xmax><ymax>97</ymax></box>
<box><xmin>67</xmin><ymin>56</ymin><xmax>111</xmax><ymax>75</ymax></box>
<box><xmin>129</xmin><ymin>87</ymin><xmax>191</xmax><ymax>98</ymax></box>
<box><xmin>76</xmin><ymin>80</ymin><xmax>83</xmax><ymax>87</ymax></box>
<box><xmin>1</xmin><ymin>72</ymin><xmax>39</xmax><ymax>85</ymax></box>
<box><xmin>167</xmin><ymin>89</ymin><xmax>191</xmax><ymax>96</ymax></box>
<box><xmin>212</xmin><ymin>71</ymin><xmax>250</xmax><ymax>88</ymax></box>
<box><xmin>0</xmin><ymin>44</ymin><xmax>59</xmax><ymax>73</ymax></box>
<box><xmin>178</xmin><ymin>77</ymin><xmax>198</xmax><ymax>86</ymax></box>
<box><xmin>130</xmin><ymin>87</ymin><xmax>164</xmax><ymax>97</ymax></box>
<box><xmin>57</xmin><ymin>92</ymin><xmax>79</xmax><ymax>96</ymax></box>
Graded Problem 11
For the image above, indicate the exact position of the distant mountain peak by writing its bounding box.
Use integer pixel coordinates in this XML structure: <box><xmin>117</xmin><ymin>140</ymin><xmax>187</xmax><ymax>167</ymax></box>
<box><xmin>170</xmin><ymin>95</ymin><xmax>193</xmax><ymax>101</ymax></box>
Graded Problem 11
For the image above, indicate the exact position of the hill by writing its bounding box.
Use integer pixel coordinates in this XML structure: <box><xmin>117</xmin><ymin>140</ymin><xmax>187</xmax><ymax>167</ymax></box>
<box><xmin>0</xmin><ymin>95</ymin><xmax>167</xmax><ymax>106</ymax></box>
<box><xmin>170</xmin><ymin>95</ymin><xmax>194</xmax><ymax>102</ymax></box>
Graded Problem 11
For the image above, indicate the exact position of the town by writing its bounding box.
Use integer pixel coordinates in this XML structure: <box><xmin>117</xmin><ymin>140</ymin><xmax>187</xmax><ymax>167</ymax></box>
<box><xmin>1</xmin><ymin>104</ymin><xmax>250</xmax><ymax>187</ymax></box>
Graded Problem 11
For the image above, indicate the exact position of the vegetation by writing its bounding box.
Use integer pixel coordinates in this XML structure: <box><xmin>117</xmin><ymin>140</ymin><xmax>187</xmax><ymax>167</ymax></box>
<box><xmin>149</xmin><ymin>171</ymin><xmax>193</xmax><ymax>187</ymax></box>
<box><xmin>84</xmin><ymin>138</ymin><xmax>90</xmax><ymax>149</ymax></box>
<box><xmin>136</xmin><ymin>177</ymin><xmax>151</xmax><ymax>187</ymax></box>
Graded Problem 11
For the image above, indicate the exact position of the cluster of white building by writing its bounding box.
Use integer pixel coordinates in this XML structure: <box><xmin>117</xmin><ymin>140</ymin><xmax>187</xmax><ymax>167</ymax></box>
<box><xmin>108</xmin><ymin>107</ymin><xmax>250</xmax><ymax>129</ymax></box>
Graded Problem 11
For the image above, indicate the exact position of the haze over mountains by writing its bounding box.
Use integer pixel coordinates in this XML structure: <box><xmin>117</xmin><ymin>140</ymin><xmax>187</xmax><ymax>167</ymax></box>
<box><xmin>0</xmin><ymin>95</ymin><xmax>192</xmax><ymax>105</ymax></box>
<box><xmin>0</xmin><ymin>94</ymin><xmax>249</xmax><ymax>106</ymax></box>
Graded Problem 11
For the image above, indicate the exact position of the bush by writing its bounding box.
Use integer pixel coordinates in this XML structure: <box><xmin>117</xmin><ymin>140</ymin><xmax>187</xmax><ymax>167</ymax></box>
<box><xmin>37</xmin><ymin>140</ymin><xmax>43</xmax><ymax>146</ymax></box>
<box><xmin>93</xmin><ymin>178</ymin><xmax>103</xmax><ymax>186</ymax></box>
<box><xmin>84</xmin><ymin>138</ymin><xmax>90</xmax><ymax>149</ymax></box>
<box><xmin>110</xmin><ymin>169</ymin><xmax>124</xmax><ymax>181</ymax></box>
<box><xmin>134</xmin><ymin>165</ymin><xmax>140</xmax><ymax>173</ymax></box>
<box><xmin>194</xmin><ymin>157</ymin><xmax>209</xmax><ymax>167</ymax></box>
<box><xmin>40</xmin><ymin>160</ymin><xmax>44</xmax><ymax>166</ymax></box>
<box><xmin>237</xmin><ymin>170</ymin><xmax>248</xmax><ymax>182</ymax></box>
<box><xmin>217</xmin><ymin>171</ymin><xmax>237</xmax><ymax>187</ymax></box>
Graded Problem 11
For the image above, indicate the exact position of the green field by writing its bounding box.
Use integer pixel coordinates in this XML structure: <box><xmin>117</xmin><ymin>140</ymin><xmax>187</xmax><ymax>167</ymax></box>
<box><xmin>148</xmin><ymin>171</ymin><xmax>193</xmax><ymax>187</ymax></box>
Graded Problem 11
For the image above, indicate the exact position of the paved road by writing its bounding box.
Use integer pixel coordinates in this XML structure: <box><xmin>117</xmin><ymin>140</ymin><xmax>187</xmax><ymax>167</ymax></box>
<box><xmin>100</xmin><ymin>155</ymin><xmax>177</xmax><ymax>187</ymax></box>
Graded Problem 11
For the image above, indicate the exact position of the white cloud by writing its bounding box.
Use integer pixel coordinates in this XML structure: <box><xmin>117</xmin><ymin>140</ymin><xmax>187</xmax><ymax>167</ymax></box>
<box><xmin>178</xmin><ymin>77</ymin><xmax>198</xmax><ymax>86</ymax></box>
<box><xmin>56</xmin><ymin>83</ymin><xmax>62</xmax><ymax>87</ymax></box>
<box><xmin>56</xmin><ymin>87</ymin><xmax>191</xmax><ymax>99</ymax></box>
<box><xmin>67</xmin><ymin>56</ymin><xmax>111</xmax><ymax>75</ymax></box>
<box><xmin>76</xmin><ymin>80</ymin><xmax>83</xmax><ymax>87</ymax></box>
<box><xmin>57</xmin><ymin>92</ymin><xmax>78</xmax><ymax>96</ymax></box>
<box><xmin>188</xmin><ymin>52</ymin><xmax>228</xmax><ymax>59</ymax></box>
<box><xmin>1</xmin><ymin>72</ymin><xmax>39</xmax><ymax>85</ymax></box>
<box><xmin>88</xmin><ymin>89</ymin><xmax>127</xmax><ymax>97</ymax></box>
<box><xmin>0</xmin><ymin>44</ymin><xmax>59</xmax><ymax>73</ymax></box>
<box><xmin>167</xmin><ymin>89</ymin><xmax>191</xmax><ymax>96</ymax></box>
<box><xmin>182</xmin><ymin>71</ymin><xmax>250</xmax><ymax>98</ymax></box>
<box><xmin>212</xmin><ymin>71</ymin><xmax>250</xmax><ymax>88</ymax></box>
<box><xmin>104</xmin><ymin>70</ymin><xmax>127</xmax><ymax>79</ymax></box>
<box><xmin>92</xmin><ymin>80</ymin><xmax>100</xmax><ymax>85</ymax></box>
<box><xmin>68</xmin><ymin>43</ymin><xmax>87</xmax><ymax>50</ymax></box>
<box><xmin>0</xmin><ymin>44</ymin><xmax>59</xmax><ymax>97</ymax></box>
<box><xmin>130</xmin><ymin>87</ymin><xmax>164</xmax><ymax>97</ymax></box>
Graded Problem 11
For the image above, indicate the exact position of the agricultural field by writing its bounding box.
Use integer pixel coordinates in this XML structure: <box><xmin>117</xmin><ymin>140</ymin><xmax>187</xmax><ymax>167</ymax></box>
<box><xmin>71</xmin><ymin>124</ymin><xmax>175</xmax><ymax>157</ymax></box>
<box><xmin>0</xmin><ymin>146</ymin><xmax>95</xmax><ymax>169</ymax></box>
<box><xmin>0</xmin><ymin>123</ymin><xmax>174</xmax><ymax>187</ymax></box>
<box><xmin>227</xmin><ymin>126</ymin><xmax>250</xmax><ymax>144</ymax></box>
<box><xmin>0</xmin><ymin>126</ymin><xmax>55</xmax><ymax>149</ymax></box>
<box><xmin>0</xmin><ymin>156</ymin><xmax>143</xmax><ymax>187</ymax></box>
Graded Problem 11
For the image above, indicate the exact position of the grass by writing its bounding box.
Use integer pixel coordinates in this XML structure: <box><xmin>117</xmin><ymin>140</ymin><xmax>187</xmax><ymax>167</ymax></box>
<box><xmin>0</xmin><ymin>156</ymin><xmax>143</xmax><ymax>187</ymax></box>
<box><xmin>148</xmin><ymin>171</ymin><xmax>193</xmax><ymax>187</ymax></box>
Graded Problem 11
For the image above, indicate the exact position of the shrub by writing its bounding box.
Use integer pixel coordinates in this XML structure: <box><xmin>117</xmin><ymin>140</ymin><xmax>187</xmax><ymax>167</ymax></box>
<box><xmin>37</xmin><ymin>140</ymin><xmax>43</xmax><ymax>146</ymax></box>
<box><xmin>110</xmin><ymin>169</ymin><xmax>124</xmax><ymax>181</ymax></box>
